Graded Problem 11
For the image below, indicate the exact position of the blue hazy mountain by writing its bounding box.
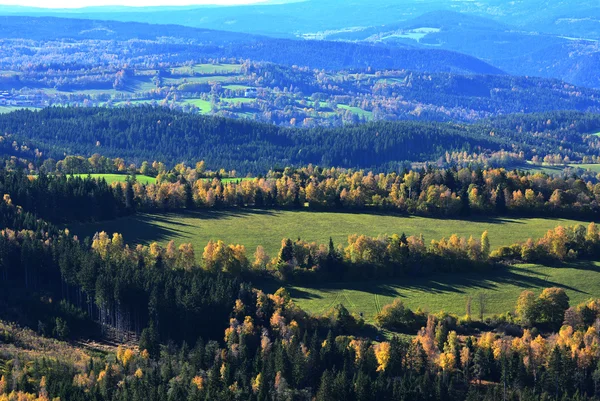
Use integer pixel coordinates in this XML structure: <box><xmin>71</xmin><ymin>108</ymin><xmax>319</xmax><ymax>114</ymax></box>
<box><xmin>322</xmin><ymin>10</ymin><xmax>600</xmax><ymax>88</ymax></box>
<box><xmin>1</xmin><ymin>1</ymin><xmax>598</xmax><ymax>86</ymax></box>
<box><xmin>2</xmin><ymin>0</ymin><xmax>598</xmax><ymax>39</ymax></box>
<box><xmin>0</xmin><ymin>15</ymin><xmax>503</xmax><ymax>75</ymax></box>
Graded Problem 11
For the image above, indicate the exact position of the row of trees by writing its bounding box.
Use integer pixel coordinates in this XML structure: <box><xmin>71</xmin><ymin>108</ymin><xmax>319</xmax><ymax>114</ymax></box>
<box><xmin>123</xmin><ymin>163</ymin><xmax>600</xmax><ymax>219</ymax></box>
<box><xmin>8</xmin><ymin>161</ymin><xmax>600</xmax><ymax>225</ymax></box>
<box><xmin>492</xmin><ymin>222</ymin><xmax>600</xmax><ymax>263</ymax></box>
<box><xmin>87</xmin><ymin>221</ymin><xmax>600</xmax><ymax>285</ymax></box>
<box><xmin>128</xmin><ymin>167</ymin><xmax>600</xmax><ymax>220</ymax></box>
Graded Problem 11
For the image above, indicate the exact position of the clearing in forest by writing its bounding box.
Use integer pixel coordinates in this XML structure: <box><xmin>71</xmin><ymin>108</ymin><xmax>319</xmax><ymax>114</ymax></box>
<box><xmin>70</xmin><ymin>209</ymin><xmax>590</xmax><ymax>257</ymax></box>
<box><xmin>288</xmin><ymin>261</ymin><xmax>600</xmax><ymax>323</ymax></box>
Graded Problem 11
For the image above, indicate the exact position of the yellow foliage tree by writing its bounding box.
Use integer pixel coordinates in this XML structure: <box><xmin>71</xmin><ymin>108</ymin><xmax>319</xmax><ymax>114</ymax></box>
<box><xmin>374</xmin><ymin>342</ymin><xmax>391</xmax><ymax>372</ymax></box>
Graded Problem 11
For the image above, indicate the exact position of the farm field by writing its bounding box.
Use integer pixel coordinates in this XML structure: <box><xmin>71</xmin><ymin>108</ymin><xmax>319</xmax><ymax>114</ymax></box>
<box><xmin>224</xmin><ymin>84</ymin><xmax>253</xmax><ymax>90</ymax></box>
<box><xmin>573</xmin><ymin>164</ymin><xmax>600</xmax><ymax>173</ymax></box>
<box><xmin>190</xmin><ymin>63</ymin><xmax>242</xmax><ymax>74</ymax></box>
<box><xmin>70</xmin><ymin>174</ymin><xmax>156</xmax><ymax>185</ymax></box>
<box><xmin>522</xmin><ymin>162</ymin><xmax>600</xmax><ymax>175</ymax></box>
<box><xmin>69</xmin><ymin>209</ymin><xmax>590</xmax><ymax>257</ymax></box>
<box><xmin>1</xmin><ymin>61</ymin><xmax>382</xmax><ymax>124</ymax></box>
<box><xmin>223</xmin><ymin>97</ymin><xmax>255</xmax><ymax>104</ymax></box>
<box><xmin>0</xmin><ymin>106</ymin><xmax>40</xmax><ymax>113</ymax></box>
<box><xmin>337</xmin><ymin>104</ymin><xmax>373</xmax><ymax>119</ymax></box>
<box><xmin>287</xmin><ymin>261</ymin><xmax>600</xmax><ymax>323</ymax></box>
<box><xmin>182</xmin><ymin>98</ymin><xmax>212</xmax><ymax>113</ymax></box>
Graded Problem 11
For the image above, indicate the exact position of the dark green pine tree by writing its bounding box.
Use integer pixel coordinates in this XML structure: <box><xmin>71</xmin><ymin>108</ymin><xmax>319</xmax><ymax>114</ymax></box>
<box><xmin>125</xmin><ymin>180</ymin><xmax>135</xmax><ymax>212</ymax></box>
<box><xmin>495</xmin><ymin>185</ymin><xmax>507</xmax><ymax>214</ymax></box>
<box><xmin>459</xmin><ymin>189</ymin><xmax>471</xmax><ymax>217</ymax></box>
<box><xmin>185</xmin><ymin>182</ymin><xmax>195</xmax><ymax>209</ymax></box>
<box><xmin>278</xmin><ymin>239</ymin><xmax>294</xmax><ymax>264</ymax></box>
<box><xmin>316</xmin><ymin>369</ymin><xmax>335</xmax><ymax>401</ymax></box>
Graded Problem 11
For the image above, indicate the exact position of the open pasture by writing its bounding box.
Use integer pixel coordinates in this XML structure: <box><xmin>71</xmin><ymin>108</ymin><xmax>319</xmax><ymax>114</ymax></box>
<box><xmin>288</xmin><ymin>261</ymin><xmax>600</xmax><ymax>323</ymax></box>
<box><xmin>69</xmin><ymin>209</ymin><xmax>589</xmax><ymax>258</ymax></box>
<box><xmin>70</xmin><ymin>174</ymin><xmax>156</xmax><ymax>185</ymax></box>
<box><xmin>182</xmin><ymin>99</ymin><xmax>212</xmax><ymax>113</ymax></box>
<box><xmin>69</xmin><ymin>208</ymin><xmax>600</xmax><ymax>324</ymax></box>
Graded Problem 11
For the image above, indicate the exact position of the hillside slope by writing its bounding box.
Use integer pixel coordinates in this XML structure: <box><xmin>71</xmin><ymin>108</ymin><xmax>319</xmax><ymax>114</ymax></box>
<box><xmin>2</xmin><ymin>107</ymin><xmax>599</xmax><ymax>173</ymax></box>
<box><xmin>0</xmin><ymin>16</ymin><xmax>503</xmax><ymax>75</ymax></box>
<box><xmin>328</xmin><ymin>11</ymin><xmax>600</xmax><ymax>88</ymax></box>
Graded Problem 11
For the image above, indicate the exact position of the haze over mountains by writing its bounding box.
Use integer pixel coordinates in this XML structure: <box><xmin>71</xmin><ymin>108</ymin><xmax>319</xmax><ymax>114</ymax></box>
<box><xmin>1</xmin><ymin>0</ymin><xmax>599</xmax><ymax>88</ymax></box>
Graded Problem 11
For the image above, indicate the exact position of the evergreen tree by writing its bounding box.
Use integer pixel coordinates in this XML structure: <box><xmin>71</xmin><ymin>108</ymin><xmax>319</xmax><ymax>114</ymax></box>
<box><xmin>495</xmin><ymin>185</ymin><xmax>506</xmax><ymax>214</ymax></box>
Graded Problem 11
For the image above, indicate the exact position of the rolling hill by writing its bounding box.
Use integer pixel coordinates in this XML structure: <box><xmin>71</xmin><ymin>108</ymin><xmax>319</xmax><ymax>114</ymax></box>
<box><xmin>2</xmin><ymin>107</ymin><xmax>599</xmax><ymax>173</ymax></box>
<box><xmin>326</xmin><ymin>11</ymin><xmax>600</xmax><ymax>88</ymax></box>
<box><xmin>0</xmin><ymin>16</ymin><xmax>503</xmax><ymax>75</ymax></box>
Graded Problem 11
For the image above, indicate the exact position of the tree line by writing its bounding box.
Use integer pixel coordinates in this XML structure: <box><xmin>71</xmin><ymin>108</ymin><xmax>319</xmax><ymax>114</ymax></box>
<box><xmin>6</xmin><ymin>163</ymin><xmax>600</xmax><ymax>225</ymax></box>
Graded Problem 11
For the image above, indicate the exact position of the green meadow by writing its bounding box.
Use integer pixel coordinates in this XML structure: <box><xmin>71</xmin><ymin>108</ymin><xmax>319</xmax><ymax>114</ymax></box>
<box><xmin>191</xmin><ymin>63</ymin><xmax>242</xmax><ymax>74</ymax></box>
<box><xmin>69</xmin><ymin>209</ymin><xmax>600</xmax><ymax>323</ymax></box>
<box><xmin>182</xmin><ymin>99</ymin><xmax>212</xmax><ymax>113</ymax></box>
<box><xmin>70</xmin><ymin>174</ymin><xmax>156</xmax><ymax>185</ymax></box>
<box><xmin>70</xmin><ymin>209</ymin><xmax>589</xmax><ymax>258</ymax></box>
<box><xmin>288</xmin><ymin>261</ymin><xmax>600</xmax><ymax>323</ymax></box>
<box><xmin>337</xmin><ymin>104</ymin><xmax>373</xmax><ymax>119</ymax></box>
<box><xmin>523</xmin><ymin>161</ymin><xmax>600</xmax><ymax>175</ymax></box>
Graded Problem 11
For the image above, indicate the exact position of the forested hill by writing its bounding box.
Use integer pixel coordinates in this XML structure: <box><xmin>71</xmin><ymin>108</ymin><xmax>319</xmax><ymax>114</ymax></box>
<box><xmin>0</xmin><ymin>16</ymin><xmax>503</xmax><ymax>75</ymax></box>
<box><xmin>3</xmin><ymin>107</ymin><xmax>600</xmax><ymax>173</ymax></box>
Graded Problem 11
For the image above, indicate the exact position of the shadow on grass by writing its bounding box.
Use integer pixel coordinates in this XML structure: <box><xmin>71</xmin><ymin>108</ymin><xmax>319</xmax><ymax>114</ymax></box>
<box><xmin>68</xmin><ymin>208</ymin><xmax>280</xmax><ymax>244</ymax></box>
<box><xmin>286</xmin><ymin>264</ymin><xmax>591</xmax><ymax>302</ymax></box>
<box><xmin>70</xmin><ymin>207</ymin><xmax>588</xmax><ymax>243</ymax></box>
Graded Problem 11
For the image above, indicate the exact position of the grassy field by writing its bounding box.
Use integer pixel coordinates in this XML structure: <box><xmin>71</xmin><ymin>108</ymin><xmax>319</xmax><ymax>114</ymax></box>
<box><xmin>223</xmin><ymin>98</ymin><xmax>255</xmax><ymax>104</ymax></box>
<box><xmin>224</xmin><ymin>84</ymin><xmax>252</xmax><ymax>90</ymax></box>
<box><xmin>0</xmin><ymin>106</ymin><xmax>40</xmax><ymax>113</ymax></box>
<box><xmin>182</xmin><ymin>99</ymin><xmax>212</xmax><ymax>113</ymax></box>
<box><xmin>192</xmin><ymin>64</ymin><xmax>242</xmax><ymax>74</ymax></box>
<box><xmin>573</xmin><ymin>164</ymin><xmax>600</xmax><ymax>173</ymax></box>
<box><xmin>69</xmin><ymin>209</ymin><xmax>600</xmax><ymax>323</ymax></box>
<box><xmin>114</xmin><ymin>99</ymin><xmax>153</xmax><ymax>106</ymax></box>
<box><xmin>69</xmin><ymin>209</ymin><xmax>590</xmax><ymax>257</ymax></box>
<box><xmin>70</xmin><ymin>174</ymin><xmax>156</xmax><ymax>185</ymax></box>
<box><xmin>287</xmin><ymin>261</ymin><xmax>600</xmax><ymax>323</ymax></box>
<box><xmin>522</xmin><ymin>162</ymin><xmax>600</xmax><ymax>175</ymax></box>
<box><xmin>338</xmin><ymin>104</ymin><xmax>373</xmax><ymax>119</ymax></box>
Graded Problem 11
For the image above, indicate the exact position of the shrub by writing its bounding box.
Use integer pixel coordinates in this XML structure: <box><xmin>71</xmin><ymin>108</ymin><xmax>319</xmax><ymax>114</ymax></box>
<box><xmin>375</xmin><ymin>299</ymin><xmax>427</xmax><ymax>333</ymax></box>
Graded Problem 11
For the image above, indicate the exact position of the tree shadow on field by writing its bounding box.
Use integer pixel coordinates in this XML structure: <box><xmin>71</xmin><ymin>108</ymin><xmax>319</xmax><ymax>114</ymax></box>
<box><xmin>286</xmin><ymin>287</ymin><xmax>326</xmax><ymax>301</ymax></box>
<box><xmin>291</xmin><ymin>264</ymin><xmax>589</xmax><ymax>301</ymax></box>
<box><xmin>68</xmin><ymin>208</ymin><xmax>280</xmax><ymax>245</ymax></box>
<box><xmin>553</xmin><ymin>259</ymin><xmax>600</xmax><ymax>272</ymax></box>
<box><xmin>69</xmin><ymin>215</ymin><xmax>187</xmax><ymax>245</ymax></box>
<box><xmin>179</xmin><ymin>208</ymin><xmax>278</xmax><ymax>220</ymax></box>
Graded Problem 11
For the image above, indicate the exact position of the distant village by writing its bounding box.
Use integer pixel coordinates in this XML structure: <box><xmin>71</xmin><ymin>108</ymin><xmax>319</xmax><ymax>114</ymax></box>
<box><xmin>0</xmin><ymin>90</ymin><xmax>45</xmax><ymax>107</ymax></box>
<box><xmin>0</xmin><ymin>91</ymin><xmax>10</xmax><ymax>105</ymax></box>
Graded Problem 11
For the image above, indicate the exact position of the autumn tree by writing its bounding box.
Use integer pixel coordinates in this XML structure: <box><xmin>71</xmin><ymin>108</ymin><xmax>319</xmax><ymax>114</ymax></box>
<box><xmin>537</xmin><ymin>287</ymin><xmax>570</xmax><ymax>327</ymax></box>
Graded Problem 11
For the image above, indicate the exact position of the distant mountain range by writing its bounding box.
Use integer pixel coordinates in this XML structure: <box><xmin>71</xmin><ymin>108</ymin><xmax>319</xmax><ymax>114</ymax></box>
<box><xmin>2</xmin><ymin>0</ymin><xmax>598</xmax><ymax>39</ymax></box>
<box><xmin>322</xmin><ymin>11</ymin><xmax>600</xmax><ymax>88</ymax></box>
<box><xmin>0</xmin><ymin>1</ymin><xmax>599</xmax><ymax>87</ymax></box>
<box><xmin>0</xmin><ymin>16</ymin><xmax>503</xmax><ymax>75</ymax></box>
